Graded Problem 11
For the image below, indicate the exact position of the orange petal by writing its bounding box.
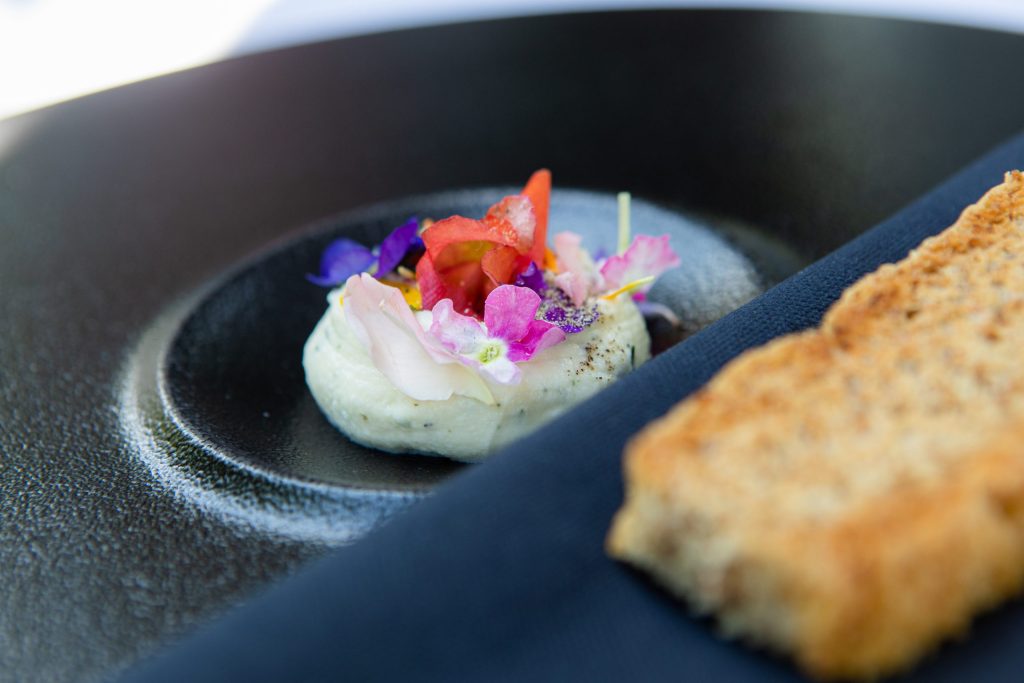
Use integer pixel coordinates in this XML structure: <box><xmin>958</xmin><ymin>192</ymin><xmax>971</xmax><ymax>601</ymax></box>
<box><xmin>543</xmin><ymin>246</ymin><xmax>559</xmax><ymax>273</ymax></box>
<box><xmin>522</xmin><ymin>169</ymin><xmax>551</xmax><ymax>266</ymax></box>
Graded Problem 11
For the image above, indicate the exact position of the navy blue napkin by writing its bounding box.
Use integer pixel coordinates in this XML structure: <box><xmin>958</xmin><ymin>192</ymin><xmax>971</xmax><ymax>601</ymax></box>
<box><xmin>121</xmin><ymin>132</ymin><xmax>1024</xmax><ymax>682</ymax></box>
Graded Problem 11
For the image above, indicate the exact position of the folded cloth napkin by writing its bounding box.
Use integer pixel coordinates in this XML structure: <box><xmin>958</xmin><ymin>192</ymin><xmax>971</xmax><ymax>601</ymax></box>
<box><xmin>119</xmin><ymin>131</ymin><xmax>1024</xmax><ymax>682</ymax></box>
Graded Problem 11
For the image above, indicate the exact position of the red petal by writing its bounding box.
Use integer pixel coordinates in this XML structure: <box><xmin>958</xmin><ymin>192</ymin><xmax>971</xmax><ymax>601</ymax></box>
<box><xmin>445</xmin><ymin>261</ymin><xmax>490</xmax><ymax>314</ymax></box>
<box><xmin>422</xmin><ymin>215</ymin><xmax>516</xmax><ymax>261</ymax></box>
<box><xmin>417</xmin><ymin>253</ymin><xmax>488</xmax><ymax>315</ymax></box>
<box><xmin>415</xmin><ymin>252</ymin><xmax>448</xmax><ymax>311</ymax></box>
<box><xmin>417</xmin><ymin>187</ymin><xmax>551</xmax><ymax>316</ymax></box>
<box><xmin>419</xmin><ymin>215</ymin><xmax>525</xmax><ymax>316</ymax></box>
<box><xmin>522</xmin><ymin>169</ymin><xmax>551</xmax><ymax>266</ymax></box>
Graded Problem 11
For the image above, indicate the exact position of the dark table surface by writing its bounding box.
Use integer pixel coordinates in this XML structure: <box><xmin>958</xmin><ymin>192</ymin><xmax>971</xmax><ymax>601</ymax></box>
<box><xmin>4</xmin><ymin>9</ymin><xmax>1024</xmax><ymax>682</ymax></box>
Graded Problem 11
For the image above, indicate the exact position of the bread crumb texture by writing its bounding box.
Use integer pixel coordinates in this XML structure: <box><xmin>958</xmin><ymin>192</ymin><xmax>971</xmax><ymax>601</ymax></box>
<box><xmin>607</xmin><ymin>171</ymin><xmax>1024</xmax><ymax>680</ymax></box>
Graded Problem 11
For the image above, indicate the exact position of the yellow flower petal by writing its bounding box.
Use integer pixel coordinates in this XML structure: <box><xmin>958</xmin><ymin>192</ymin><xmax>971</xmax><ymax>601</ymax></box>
<box><xmin>601</xmin><ymin>275</ymin><xmax>655</xmax><ymax>300</ymax></box>
<box><xmin>543</xmin><ymin>246</ymin><xmax>559</xmax><ymax>273</ymax></box>
<box><xmin>379</xmin><ymin>279</ymin><xmax>422</xmax><ymax>310</ymax></box>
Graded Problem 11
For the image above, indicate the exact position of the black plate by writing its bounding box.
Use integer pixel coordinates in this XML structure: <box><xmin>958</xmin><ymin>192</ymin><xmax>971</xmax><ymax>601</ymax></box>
<box><xmin>5</xmin><ymin>9</ymin><xmax>1024</xmax><ymax>683</ymax></box>
<box><xmin>155</xmin><ymin>186</ymin><xmax>789</xmax><ymax>495</ymax></box>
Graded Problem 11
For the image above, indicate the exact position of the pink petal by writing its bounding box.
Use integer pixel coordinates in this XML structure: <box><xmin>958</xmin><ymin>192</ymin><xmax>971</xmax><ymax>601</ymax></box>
<box><xmin>429</xmin><ymin>299</ymin><xmax>488</xmax><ymax>355</ymax></box>
<box><xmin>554</xmin><ymin>272</ymin><xmax>589</xmax><ymax>307</ymax></box>
<box><xmin>342</xmin><ymin>274</ymin><xmax>492</xmax><ymax>403</ymax></box>
<box><xmin>508</xmin><ymin>320</ymin><xmax>565</xmax><ymax>362</ymax></box>
<box><xmin>483</xmin><ymin>285</ymin><xmax>542</xmax><ymax>344</ymax></box>
<box><xmin>552</xmin><ymin>231</ymin><xmax>589</xmax><ymax>276</ymax></box>
<box><xmin>599</xmin><ymin>234</ymin><xmax>680</xmax><ymax>290</ymax></box>
<box><xmin>552</xmin><ymin>231</ymin><xmax>604</xmax><ymax>305</ymax></box>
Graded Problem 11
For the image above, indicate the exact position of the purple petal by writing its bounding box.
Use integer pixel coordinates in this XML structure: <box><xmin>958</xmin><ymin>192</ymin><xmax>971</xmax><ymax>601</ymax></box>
<box><xmin>514</xmin><ymin>262</ymin><xmax>547</xmax><ymax>294</ymax></box>
<box><xmin>508</xmin><ymin>320</ymin><xmax>565</xmax><ymax>361</ymax></box>
<box><xmin>376</xmin><ymin>218</ymin><xmax>421</xmax><ymax>276</ymax></box>
<box><xmin>538</xmin><ymin>287</ymin><xmax>601</xmax><ymax>334</ymax></box>
<box><xmin>307</xmin><ymin>238</ymin><xmax>375</xmax><ymax>287</ymax></box>
<box><xmin>543</xmin><ymin>307</ymin><xmax>566</xmax><ymax>323</ymax></box>
<box><xmin>483</xmin><ymin>285</ymin><xmax>542</xmax><ymax>344</ymax></box>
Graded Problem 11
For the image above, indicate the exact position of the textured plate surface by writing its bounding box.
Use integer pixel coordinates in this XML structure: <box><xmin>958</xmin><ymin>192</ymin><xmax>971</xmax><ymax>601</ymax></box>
<box><xmin>4</xmin><ymin>9</ymin><xmax>1024</xmax><ymax>683</ymax></box>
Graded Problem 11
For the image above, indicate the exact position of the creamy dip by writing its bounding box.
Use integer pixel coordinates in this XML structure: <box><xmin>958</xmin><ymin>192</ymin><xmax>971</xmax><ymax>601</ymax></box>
<box><xmin>303</xmin><ymin>290</ymin><xmax>650</xmax><ymax>462</ymax></box>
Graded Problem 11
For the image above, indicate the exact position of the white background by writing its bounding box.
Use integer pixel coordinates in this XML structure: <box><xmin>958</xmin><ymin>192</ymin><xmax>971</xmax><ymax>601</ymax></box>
<box><xmin>3</xmin><ymin>0</ymin><xmax>1024</xmax><ymax>120</ymax></box>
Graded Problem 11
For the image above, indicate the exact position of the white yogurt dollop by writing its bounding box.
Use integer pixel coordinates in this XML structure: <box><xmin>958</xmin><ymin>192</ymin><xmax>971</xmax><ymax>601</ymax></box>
<box><xmin>303</xmin><ymin>291</ymin><xmax>650</xmax><ymax>462</ymax></box>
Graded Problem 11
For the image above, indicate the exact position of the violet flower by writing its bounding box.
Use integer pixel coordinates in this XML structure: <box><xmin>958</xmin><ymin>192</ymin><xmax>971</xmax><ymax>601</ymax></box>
<box><xmin>306</xmin><ymin>238</ymin><xmax>376</xmax><ymax>287</ymax></box>
<box><xmin>375</xmin><ymin>217</ymin><xmax>423</xmax><ymax>276</ymax></box>
<box><xmin>308</xmin><ymin>218</ymin><xmax>424</xmax><ymax>288</ymax></box>
<box><xmin>514</xmin><ymin>262</ymin><xmax>547</xmax><ymax>294</ymax></box>
<box><xmin>538</xmin><ymin>286</ymin><xmax>601</xmax><ymax>334</ymax></box>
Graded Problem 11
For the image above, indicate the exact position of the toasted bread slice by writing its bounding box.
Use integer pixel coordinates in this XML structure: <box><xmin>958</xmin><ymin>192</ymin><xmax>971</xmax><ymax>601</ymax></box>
<box><xmin>607</xmin><ymin>172</ymin><xmax>1024</xmax><ymax>680</ymax></box>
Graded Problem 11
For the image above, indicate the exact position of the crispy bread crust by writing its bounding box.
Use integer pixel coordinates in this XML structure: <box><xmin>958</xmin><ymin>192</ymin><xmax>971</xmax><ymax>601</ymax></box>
<box><xmin>608</xmin><ymin>172</ymin><xmax>1024</xmax><ymax>680</ymax></box>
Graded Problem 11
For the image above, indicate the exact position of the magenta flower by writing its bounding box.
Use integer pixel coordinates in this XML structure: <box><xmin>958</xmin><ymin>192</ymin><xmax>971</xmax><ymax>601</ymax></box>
<box><xmin>430</xmin><ymin>285</ymin><xmax>565</xmax><ymax>384</ymax></box>
<box><xmin>486</xmin><ymin>286</ymin><xmax>566</xmax><ymax>361</ymax></box>
<box><xmin>599</xmin><ymin>234</ymin><xmax>680</xmax><ymax>294</ymax></box>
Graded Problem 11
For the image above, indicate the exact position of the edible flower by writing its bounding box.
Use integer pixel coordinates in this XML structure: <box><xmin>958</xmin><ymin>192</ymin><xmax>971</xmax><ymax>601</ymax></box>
<box><xmin>375</xmin><ymin>217</ymin><xmax>423</xmax><ymax>276</ymax></box>
<box><xmin>543</xmin><ymin>231</ymin><xmax>678</xmax><ymax>331</ymax></box>
<box><xmin>312</xmin><ymin>171</ymin><xmax>682</xmax><ymax>402</ymax></box>
<box><xmin>521</xmin><ymin>169</ymin><xmax>551</xmax><ymax>267</ymax></box>
<box><xmin>538</xmin><ymin>287</ymin><xmax>601</xmax><ymax>334</ymax></box>
<box><xmin>377</xmin><ymin>278</ymin><xmax>422</xmax><ymax>309</ymax></box>
<box><xmin>599</xmin><ymin>234</ymin><xmax>680</xmax><ymax>297</ymax></box>
<box><xmin>429</xmin><ymin>285</ymin><xmax>565</xmax><ymax>384</ymax></box>
<box><xmin>546</xmin><ymin>189</ymin><xmax>678</xmax><ymax>305</ymax></box>
<box><xmin>306</xmin><ymin>238</ymin><xmax>376</xmax><ymax>287</ymax></box>
<box><xmin>307</xmin><ymin>218</ymin><xmax>423</xmax><ymax>287</ymax></box>
<box><xmin>551</xmin><ymin>231</ymin><xmax>605</xmax><ymax>306</ymax></box>
<box><xmin>513</xmin><ymin>261</ymin><xmax>547</xmax><ymax>294</ymax></box>
<box><xmin>342</xmin><ymin>273</ymin><xmax>493</xmax><ymax>403</ymax></box>
<box><xmin>416</xmin><ymin>170</ymin><xmax>551</xmax><ymax>317</ymax></box>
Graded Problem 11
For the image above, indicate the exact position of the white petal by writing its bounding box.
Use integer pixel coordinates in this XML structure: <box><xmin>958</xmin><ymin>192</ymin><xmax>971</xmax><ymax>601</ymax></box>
<box><xmin>478</xmin><ymin>355</ymin><xmax>521</xmax><ymax>385</ymax></box>
<box><xmin>343</xmin><ymin>274</ymin><xmax>493</xmax><ymax>404</ymax></box>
